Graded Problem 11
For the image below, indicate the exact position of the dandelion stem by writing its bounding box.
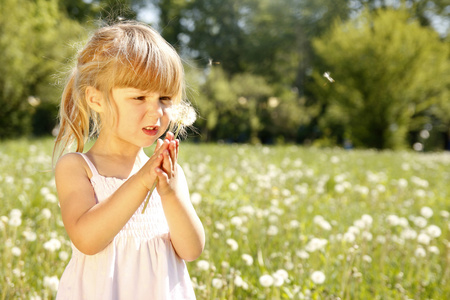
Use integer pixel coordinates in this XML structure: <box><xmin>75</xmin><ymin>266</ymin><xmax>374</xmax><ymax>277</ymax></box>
<box><xmin>142</xmin><ymin>179</ymin><xmax>158</xmax><ymax>213</ymax></box>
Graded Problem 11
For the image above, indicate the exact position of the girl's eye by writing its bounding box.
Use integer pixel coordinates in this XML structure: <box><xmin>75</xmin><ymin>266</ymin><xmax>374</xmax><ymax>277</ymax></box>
<box><xmin>134</xmin><ymin>96</ymin><xmax>146</xmax><ymax>101</ymax></box>
<box><xmin>160</xmin><ymin>97</ymin><xmax>172</xmax><ymax>104</ymax></box>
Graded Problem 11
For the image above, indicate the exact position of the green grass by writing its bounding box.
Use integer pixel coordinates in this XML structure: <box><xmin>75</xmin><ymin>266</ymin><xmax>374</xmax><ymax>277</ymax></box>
<box><xmin>1</xmin><ymin>138</ymin><xmax>449</xmax><ymax>299</ymax></box>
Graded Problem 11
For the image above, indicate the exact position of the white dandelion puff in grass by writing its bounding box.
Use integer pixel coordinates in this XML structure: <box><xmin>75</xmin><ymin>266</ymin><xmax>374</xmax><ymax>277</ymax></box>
<box><xmin>8</xmin><ymin>216</ymin><xmax>22</xmax><ymax>227</ymax></box>
<box><xmin>417</xmin><ymin>233</ymin><xmax>431</xmax><ymax>245</ymax></box>
<box><xmin>314</xmin><ymin>215</ymin><xmax>332</xmax><ymax>231</ymax></box>
<box><xmin>11</xmin><ymin>246</ymin><xmax>21</xmax><ymax>257</ymax></box>
<box><xmin>242</xmin><ymin>254</ymin><xmax>254</xmax><ymax>266</ymax></box>
<box><xmin>212</xmin><ymin>278</ymin><xmax>224</xmax><ymax>289</ymax></box>
<box><xmin>267</xmin><ymin>225</ymin><xmax>279</xmax><ymax>236</ymax></box>
<box><xmin>41</xmin><ymin>208</ymin><xmax>52</xmax><ymax>219</ymax></box>
<box><xmin>426</xmin><ymin>225</ymin><xmax>442</xmax><ymax>238</ymax></box>
<box><xmin>413</xmin><ymin>216</ymin><xmax>427</xmax><ymax>228</ymax></box>
<box><xmin>310</xmin><ymin>271</ymin><xmax>326</xmax><ymax>284</ymax></box>
<box><xmin>23</xmin><ymin>230</ymin><xmax>37</xmax><ymax>242</ymax></box>
<box><xmin>440</xmin><ymin>210</ymin><xmax>449</xmax><ymax>218</ymax></box>
<box><xmin>230</xmin><ymin>216</ymin><xmax>244</xmax><ymax>227</ymax></box>
<box><xmin>190</xmin><ymin>192</ymin><xmax>202</xmax><ymax>205</ymax></box>
<box><xmin>305</xmin><ymin>238</ymin><xmax>328</xmax><ymax>252</ymax></box>
<box><xmin>362</xmin><ymin>255</ymin><xmax>372</xmax><ymax>263</ymax></box>
<box><xmin>387</xmin><ymin>215</ymin><xmax>401</xmax><ymax>226</ymax></box>
<box><xmin>234</xmin><ymin>275</ymin><xmax>248</xmax><ymax>289</ymax></box>
<box><xmin>196</xmin><ymin>260</ymin><xmax>210</xmax><ymax>271</ymax></box>
<box><xmin>43</xmin><ymin>276</ymin><xmax>59</xmax><ymax>292</ymax></box>
<box><xmin>415</xmin><ymin>247</ymin><xmax>426</xmax><ymax>258</ymax></box>
<box><xmin>428</xmin><ymin>246</ymin><xmax>440</xmax><ymax>255</ymax></box>
<box><xmin>296</xmin><ymin>250</ymin><xmax>310</xmax><ymax>259</ymax></box>
<box><xmin>43</xmin><ymin>238</ymin><xmax>62</xmax><ymax>252</ymax></box>
<box><xmin>226</xmin><ymin>238</ymin><xmax>239</xmax><ymax>251</ymax></box>
<box><xmin>259</xmin><ymin>274</ymin><xmax>274</xmax><ymax>287</ymax></box>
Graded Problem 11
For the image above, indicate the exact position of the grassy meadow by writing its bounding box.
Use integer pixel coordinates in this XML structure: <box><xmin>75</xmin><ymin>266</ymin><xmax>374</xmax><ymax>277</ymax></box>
<box><xmin>0</xmin><ymin>138</ymin><xmax>449</xmax><ymax>299</ymax></box>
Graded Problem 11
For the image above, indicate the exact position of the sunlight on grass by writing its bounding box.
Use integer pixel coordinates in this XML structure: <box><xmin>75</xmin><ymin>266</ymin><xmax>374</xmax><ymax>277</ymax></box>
<box><xmin>0</xmin><ymin>138</ymin><xmax>449</xmax><ymax>299</ymax></box>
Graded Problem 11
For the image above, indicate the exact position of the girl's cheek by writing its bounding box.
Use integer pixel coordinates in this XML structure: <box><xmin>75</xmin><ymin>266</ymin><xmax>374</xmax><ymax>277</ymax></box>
<box><xmin>163</xmin><ymin>107</ymin><xmax>172</xmax><ymax>121</ymax></box>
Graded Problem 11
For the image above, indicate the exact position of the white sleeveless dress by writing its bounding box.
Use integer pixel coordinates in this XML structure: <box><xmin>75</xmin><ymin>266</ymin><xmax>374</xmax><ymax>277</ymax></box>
<box><xmin>56</xmin><ymin>151</ymin><xmax>196</xmax><ymax>300</ymax></box>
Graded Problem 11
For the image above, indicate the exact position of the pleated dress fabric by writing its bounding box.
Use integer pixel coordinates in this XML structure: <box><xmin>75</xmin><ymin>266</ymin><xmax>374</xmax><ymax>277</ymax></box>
<box><xmin>56</xmin><ymin>151</ymin><xmax>196</xmax><ymax>300</ymax></box>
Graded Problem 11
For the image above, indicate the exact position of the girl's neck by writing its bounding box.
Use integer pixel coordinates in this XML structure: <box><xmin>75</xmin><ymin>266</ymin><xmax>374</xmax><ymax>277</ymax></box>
<box><xmin>88</xmin><ymin>132</ymin><xmax>143</xmax><ymax>160</ymax></box>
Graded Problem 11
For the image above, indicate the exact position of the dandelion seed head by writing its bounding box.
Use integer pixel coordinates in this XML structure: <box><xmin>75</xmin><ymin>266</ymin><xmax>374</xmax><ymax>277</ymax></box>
<box><xmin>362</xmin><ymin>255</ymin><xmax>372</xmax><ymax>263</ymax></box>
<box><xmin>413</xmin><ymin>216</ymin><xmax>427</xmax><ymax>228</ymax></box>
<box><xmin>169</xmin><ymin>102</ymin><xmax>197</xmax><ymax>137</ymax></box>
<box><xmin>267</xmin><ymin>225</ymin><xmax>279</xmax><ymax>236</ymax></box>
<box><xmin>415</xmin><ymin>247</ymin><xmax>426</xmax><ymax>258</ymax></box>
<box><xmin>196</xmin><ymin>260</ymin><xmax>210</xmax><ymax>271</ymax></box>
<box><xmin>59</xmin><ymin>251</ymin><xmax>69</xmax><ymax>261</ymax></box>
<box><xmin>401</xmin><ymin>228</ymin><xmax>417</xmax><ymax>240</ymax></box>
<box><xmin>426</xmin><ymin>224</ymin><xmax>441</xmax><ymax>238</ymax></box>
<box><xmin>43</xmin><ymin>275</ymin><xmax>59</xmax><ymax>292</ymax></box>
<box><xmin>226</xmin><ymin>238</ymin><xmax>239</xmax><ymax>251</ymax></box>
<box><xmin>417</xmin><ymin>233</ymin><xmax>431</xmax><ymax>245</ymax></box>
<box><xmin>8</xmin><ymin>216</ymin><xmax>22</xmax><ymax>227</ymax></box>
<box><xmin>296</xmin><ymin>250</ymin><xmax>310</xmax><ymax>259</ymax></box>
<box><xmin>259</xmin><ymin>274</ymin><xmax>274</xmax><ymax>287</ymax></box>
<box><xmin>41</xmin><ymin>208</ymin><xmax>52</xmax><ymax>219</ymax></box>
<box><xmin>272</xmin><ymin>272</ymin><xmax>285</xmax><ymax>287</ymax></box>
<box><xmin>428</xmin><ymin>246</ymin><xmax>440</xmax><ymax>254</ymax></box>
<box><xmin>190</xmin><ymin>192</ymin><xmax>202</xmax><ymax>205</ymax></box>
<box><xmin>310</xmin><ymin>271</ymin><xmax>326</xmax><ymax>284</ymax></box>
<box><xmin>440</xmin><ymin>210</ymin><xmax>449</xmax><ymax>218</ymax></box>
<box><xmin>9</xmin><ymin>209</ymin><xmax>22</xmax><ymax>219</ymax></box>
<box><xmin>420</xmin><ymin>206</ymin><xmax>433</xmax><ymax>219</ymax></box>
<box><xmin>43</xmin><ymin>238</ymin><xmax>62</xmax><ymax>252</ymax></box>
<box><xmin>241</xmin><ymin>254</ymin><xmax>254</xmax><ymax>266</ymax></box>
<box><xmin>11</xmin><ymin>246</ymin><xmax>21</xmax><ymax>257</ymax></box>
<box><xmin>212</xmin><ymin>278</ymin><xmax>224</xmax><ymax>289</ymax></box>
<box><xmin>387</xmin><ymin>214</ymin><xmax>400</xmax><ymax>226</ymax></box>
<box><xmin>305</xmin><ymin>238</ymin><xmax>328</xmax><ymax>252</ymax></box>
<box><xmin>230</xmin><ymin>216</ymin><xmax>244</xmax><ymax>227</ymax></box>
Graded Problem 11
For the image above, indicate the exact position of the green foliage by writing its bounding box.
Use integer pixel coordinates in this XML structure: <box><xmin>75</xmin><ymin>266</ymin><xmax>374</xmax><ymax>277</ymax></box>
<box><xmin>0</xmin><ymin>0</ymin><xmax>85</xmax><ymax>138</ymax></box>
<box><xmin>188</xmin><ymin>66</ymin><xmax>310</xmax><ymax>143</ymax></box>
<box><xmin>310</xmin><ymin>8</ymin><xmax>450</xmax><ymax>149</ymax></box>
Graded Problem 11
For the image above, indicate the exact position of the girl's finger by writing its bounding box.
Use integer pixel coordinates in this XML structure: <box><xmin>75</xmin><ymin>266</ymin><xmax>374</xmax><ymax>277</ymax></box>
<box><xmin>175</xmin><ymin>139</ymin><xmax>179</xmax><ymax>163</ymax></box>
<box><xmin>161</xmin><ymin>150</ymin><xmax>173</xmax><ymax>178</ymax></box>
<box><xmin>166</xmin><ymin>131</ymin><xmax>174</xmax><ymax>141</ymax></box>
<box><xmin>169</xmin><ymin>141</ymin><xmax>177</xmax><ymax>167</ymax></box>
<box><xmin>154</xmin><ymin>139</ymin><xmax>163</xmax><ymax>152</ymax></box>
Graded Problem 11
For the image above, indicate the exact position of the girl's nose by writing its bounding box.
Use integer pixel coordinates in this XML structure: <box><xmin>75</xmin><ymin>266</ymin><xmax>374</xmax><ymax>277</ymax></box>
<box><xmin>146</xmin><ymin>101</ymin><xmax>163</xmax><ymax>118</ymax></box>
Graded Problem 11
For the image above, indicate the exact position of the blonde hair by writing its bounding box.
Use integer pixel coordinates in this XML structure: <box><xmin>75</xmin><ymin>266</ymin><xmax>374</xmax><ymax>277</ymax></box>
<box><xmin>53</xmin><ymin>21</ymin><xmax>185</xmax><ymax>162</ymax></box>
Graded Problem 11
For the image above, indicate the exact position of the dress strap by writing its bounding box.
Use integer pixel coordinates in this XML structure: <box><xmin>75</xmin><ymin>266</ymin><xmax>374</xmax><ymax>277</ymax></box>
<box><xmin>77</xmin><ymin>153</ymin><xmax>99</xmax><ymax>177</ymax></box>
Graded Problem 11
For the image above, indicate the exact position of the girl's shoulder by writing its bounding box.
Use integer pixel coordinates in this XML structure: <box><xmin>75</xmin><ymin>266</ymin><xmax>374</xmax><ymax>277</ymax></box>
<box><xmin>55</xmin><ymin>152</ymin><xmax>94</xmax><ymax>180</ymax></box>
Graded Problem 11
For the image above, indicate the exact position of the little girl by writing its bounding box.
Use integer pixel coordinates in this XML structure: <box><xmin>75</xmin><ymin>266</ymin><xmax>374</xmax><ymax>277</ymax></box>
<box><xmin>53</xmin><ymin>21</ymin><xmax>205</xmax><ymax>299</ymax></box>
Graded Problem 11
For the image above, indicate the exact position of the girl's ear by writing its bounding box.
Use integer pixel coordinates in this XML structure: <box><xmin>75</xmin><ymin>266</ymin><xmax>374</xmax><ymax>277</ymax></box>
<box><xmin>85</xmin><ymin>86</ymin><xmax>104</xmax><ymax>113</ymax></box>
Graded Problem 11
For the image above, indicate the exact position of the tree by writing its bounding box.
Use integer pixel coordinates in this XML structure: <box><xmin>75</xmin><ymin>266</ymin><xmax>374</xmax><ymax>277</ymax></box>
<box><xmin>310</xmin><ymin>8</ymin><xmax>450</xmax><ymax>149</ymax></box>
<box><xmin>0</xmin><ymin>0</ymin><xmax>85</xmax><ymax>138</ymax></box>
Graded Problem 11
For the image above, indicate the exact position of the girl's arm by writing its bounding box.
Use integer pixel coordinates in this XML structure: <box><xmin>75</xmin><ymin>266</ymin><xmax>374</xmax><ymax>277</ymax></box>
<box><xmin>55</xmin><ymin>141</ymin><xmax>169</xmax><ymax>255</ymax></box>
<box><xmin>156</xmin><ymin>135</ymin><xmax>205</xmax><ymax>261</ymax></box>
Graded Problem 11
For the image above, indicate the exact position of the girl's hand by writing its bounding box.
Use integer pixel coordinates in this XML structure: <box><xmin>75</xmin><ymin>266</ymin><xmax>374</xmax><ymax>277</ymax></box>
<box><xmin>156</xmin><ymin>132</ymin><xmax>180</xmax><ymax>196</ymax></box>
<box><xmin>137</xmin><ymin>137</ymin><xmax>170</xmax><ymax>190</ymax></box>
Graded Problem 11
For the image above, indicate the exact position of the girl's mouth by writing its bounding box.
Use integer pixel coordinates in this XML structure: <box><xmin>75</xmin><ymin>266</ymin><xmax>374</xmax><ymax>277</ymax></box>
<box><xmin>142</xmin><ymin>126</ymin><xmax>159</xmax><ymax>136</ymax></box>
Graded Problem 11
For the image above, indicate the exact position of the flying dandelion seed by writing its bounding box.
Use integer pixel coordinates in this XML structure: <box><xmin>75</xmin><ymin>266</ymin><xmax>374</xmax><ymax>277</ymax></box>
<box><xmin>208</xmin><ymin>58</ymin><xmax>220</xmax><ymax>66</ymax></box>
<box><xmin>323</xmin><ymin>72</ymin><xmax>335</xmax><ymax>83</ymax></box>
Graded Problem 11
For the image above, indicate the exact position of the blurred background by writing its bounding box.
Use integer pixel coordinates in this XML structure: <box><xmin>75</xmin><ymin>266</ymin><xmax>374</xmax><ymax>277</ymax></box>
<box><xmin>0</xmin><ymin>0</ymin><xmax>449</xmax><ymax>151</ymax></box>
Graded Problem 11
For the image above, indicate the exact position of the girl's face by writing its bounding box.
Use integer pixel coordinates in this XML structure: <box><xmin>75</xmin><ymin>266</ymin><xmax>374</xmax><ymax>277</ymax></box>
<box><xmin>103</xmin><ymin>87</ymin><xmax>173</xmax><ymax>149</ymax></box>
